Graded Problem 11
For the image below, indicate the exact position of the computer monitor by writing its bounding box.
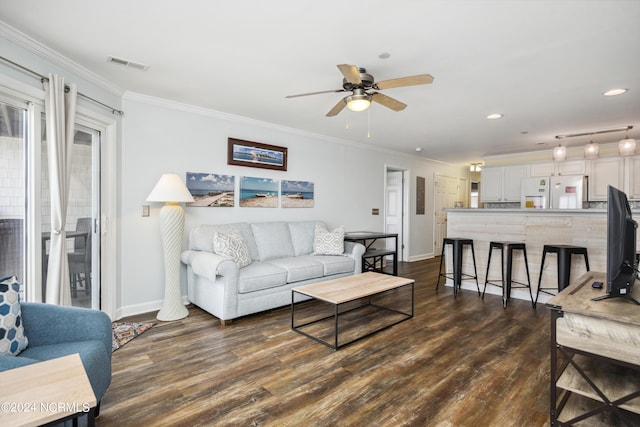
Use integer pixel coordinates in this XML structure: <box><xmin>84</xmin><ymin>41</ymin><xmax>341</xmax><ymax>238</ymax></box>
<box><xmin>593</xmin><ymin>185</ymin><xmax>639</xmax><ymax>304</ymax></box>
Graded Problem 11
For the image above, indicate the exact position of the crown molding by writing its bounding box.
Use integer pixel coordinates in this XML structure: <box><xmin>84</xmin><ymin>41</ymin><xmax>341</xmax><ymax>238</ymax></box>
<box><xmin>122</xmin><ymin>91</ymin><xmax>449</xmax><ymax>165</ymax></box>
<box><xmin>0</xmin><ymin>20</ymin><xmax>123</xmax><ymax>97</ymax></box>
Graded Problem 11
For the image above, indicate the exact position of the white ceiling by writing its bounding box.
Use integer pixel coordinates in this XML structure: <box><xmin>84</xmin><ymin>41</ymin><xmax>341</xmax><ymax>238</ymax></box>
<box><xmin>1</xmin><ymin>0</ymin><xmax>639</xmax><ymax>164</ymax></box>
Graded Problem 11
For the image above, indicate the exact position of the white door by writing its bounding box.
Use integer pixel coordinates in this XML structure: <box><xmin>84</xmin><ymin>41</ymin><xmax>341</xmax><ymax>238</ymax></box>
<box><xmin>386</xmin><ymin>171</ymin><xmax>404</xmax><ymax>261</ymax></box>
<box><xmin>434</xmin><ymin>175</ymin><xmax>458</xmax><ymax>256</ymax></box>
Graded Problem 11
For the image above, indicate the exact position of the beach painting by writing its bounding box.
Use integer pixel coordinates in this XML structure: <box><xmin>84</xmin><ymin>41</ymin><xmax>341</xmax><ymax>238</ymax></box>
<box><xmin>185</xmin><ymin>172</ymin><xmax>235</xmax><ymax>207</ymax></box>
<box><xmin>228</xmin><ymin>138</ymin><xmax>287</xmax><ymax>171</ymax></box>
<box><xmin>239</xmin><ymin>176</ymin><xmax>279</xmax><ymax>207</ymax></box>
<box><xmin>281</xmin><ymin>180</ymin><xmax>314</xmax><ymax>208</ymax></box>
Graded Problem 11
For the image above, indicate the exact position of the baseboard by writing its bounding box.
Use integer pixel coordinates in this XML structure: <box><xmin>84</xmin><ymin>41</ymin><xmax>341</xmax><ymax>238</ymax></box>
<box><xmin>115</xmin><ymin>296</ymin><xmax>190</xmax><ymax>320</ymax></box>
<box><xmin>408</xmin><ymin>253</ymin><xmax>435</xmax><ymax>262</ymax></box>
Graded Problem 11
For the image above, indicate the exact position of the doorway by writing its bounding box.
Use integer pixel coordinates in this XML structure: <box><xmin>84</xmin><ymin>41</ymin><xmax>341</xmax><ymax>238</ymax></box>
<box><xmin>434</xmin><ymin>175</ymin><xmax>459</xmax><ymax>256</ymax></box>
<box><xmin>385</xmin><ymin>167</ymin><xmax>409</xmax><ymax>261</ymax></box>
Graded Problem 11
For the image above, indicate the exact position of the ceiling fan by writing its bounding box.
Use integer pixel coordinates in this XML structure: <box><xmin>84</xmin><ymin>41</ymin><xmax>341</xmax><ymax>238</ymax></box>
<box><xmin>286</xmin><ymin>64</ymin><xmax>434</xmax><ymax>117</ymax></box>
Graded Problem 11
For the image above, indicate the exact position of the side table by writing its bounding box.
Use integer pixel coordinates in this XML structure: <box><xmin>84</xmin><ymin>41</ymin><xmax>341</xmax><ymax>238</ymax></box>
<box><xmin>344</xmin><ymin>231</ymin><xmax>398</xmax><ymax>276</ymax></box>
<box><xmin>0</xmin><ymin>353</ymin><xmax>97</xmax><ymax>427</ymax></box>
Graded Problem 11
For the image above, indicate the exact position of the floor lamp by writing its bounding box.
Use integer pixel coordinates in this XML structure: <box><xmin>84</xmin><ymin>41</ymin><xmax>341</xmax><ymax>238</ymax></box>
<box><xmin>147</xmin><ymin>174</ymin><xmax>194</xmax><ymax>321</ymax></box>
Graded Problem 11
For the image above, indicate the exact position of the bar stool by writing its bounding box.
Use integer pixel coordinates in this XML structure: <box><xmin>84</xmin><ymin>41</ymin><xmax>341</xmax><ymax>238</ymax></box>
<box><xmin>436</xmin><ymin>237</ymin><xmax>480</xmax><ymax>297</ymax></box>
<box><xmin>535</xmin><ymin>244</ymin><xmax>590</xmax><ymax>307</ymax></box>
<box><xmin>483</xmin><ymin>242</ymin><xmax>534</xmax><ymax>308</ymax></box>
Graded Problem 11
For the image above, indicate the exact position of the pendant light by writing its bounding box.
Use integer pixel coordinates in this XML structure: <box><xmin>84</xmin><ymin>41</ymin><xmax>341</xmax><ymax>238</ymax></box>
<box><xmin>552</xmin><ymin>145</ymin><xmax>566</xmax><ymax>162</ymax></box>
<box><xmin>618</xmin><ymin>132</ymin><xmax>637</xmax><ymax>156</ymax></box>
<box><xmin>583</xmin><ymin>140</ymin><xmax>599</xmax><ymax>159</ymax></box>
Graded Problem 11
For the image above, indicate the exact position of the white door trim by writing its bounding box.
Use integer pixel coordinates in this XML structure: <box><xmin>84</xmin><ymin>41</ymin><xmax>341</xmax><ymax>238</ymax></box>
<box><xmin>76</xmin><ymin>107</ymin><xmax>118</xmax><ymax>320</ymax></box>
<box><xmin>384</xmin><ymin>165</ymin><xmax>410</xmax><ymax>261</ymax></box>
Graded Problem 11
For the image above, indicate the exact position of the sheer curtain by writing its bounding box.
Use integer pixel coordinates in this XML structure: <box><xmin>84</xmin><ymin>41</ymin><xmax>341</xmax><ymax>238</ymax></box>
<box><xmin>44</xmin><ymin>74</ymin><xmax>77</xmax><ymax>305</ymax></box>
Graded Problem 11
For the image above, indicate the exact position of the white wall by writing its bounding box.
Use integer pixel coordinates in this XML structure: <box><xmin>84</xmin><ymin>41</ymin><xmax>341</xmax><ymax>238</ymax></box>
<box><xmin>119</xmin><ymin>93</ymin><xmax>464</xmax><ymax>315</ymax></box>
<box><xmin>1</xmin><ymin>24</ymin><xmax>466</xmax><ymax>317</ymax></box>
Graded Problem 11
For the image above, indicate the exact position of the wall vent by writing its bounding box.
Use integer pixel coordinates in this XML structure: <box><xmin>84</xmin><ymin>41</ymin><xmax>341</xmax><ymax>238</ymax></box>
<box><xmin>107</xmin><ymin>56</ymin><xmax>150</xmax><ymax>71</ymax></box>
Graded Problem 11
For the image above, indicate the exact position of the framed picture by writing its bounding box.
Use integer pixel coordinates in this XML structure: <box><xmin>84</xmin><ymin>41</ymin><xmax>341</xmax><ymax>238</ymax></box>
<box><xmin>281</xmin><ymin>180</ymin><xmax>314</xmax><ymax>208</ymax></box>
<box><xmin>228</xmin><ymin>138</ymin><xmax>288</xmax><ymax>171</ymax></box>
<box><xmin>185</xmin><ymin>172</ymin><xmax>235</xmax><ymax>207</ymax></box>
<box><xmin>239</xmin><ymin>176</ymin><xmax>278</xmax><ymax>207</ymax></box>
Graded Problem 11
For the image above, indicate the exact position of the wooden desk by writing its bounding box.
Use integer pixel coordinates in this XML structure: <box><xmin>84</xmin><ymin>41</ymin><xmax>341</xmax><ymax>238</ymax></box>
<box><xmin>0</xmin><ymin>353</ymin><xmax>97</xmax><ymax>427</ymax></box>
<box><xmin>546</xmin><ymin>272</ymin><xmax>640</xmax><ymax>425</ymax></box>
<box><xmin>344</xmin><ymin>231</ymin><xmax>398</xmax><ymax>276</ymax></box>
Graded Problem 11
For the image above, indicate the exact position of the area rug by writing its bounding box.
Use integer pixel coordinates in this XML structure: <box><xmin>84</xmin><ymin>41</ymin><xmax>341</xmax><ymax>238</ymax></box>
<box><xmin>112</xmin><ymin>322</ymin><xmax>154</xmax><ymax>352</ymax></box>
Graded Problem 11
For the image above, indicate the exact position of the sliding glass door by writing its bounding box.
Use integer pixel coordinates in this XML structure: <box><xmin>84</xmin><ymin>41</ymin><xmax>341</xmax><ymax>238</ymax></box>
<box><xmin>40</xmin><ymin>124</ymin><xmax>101</xmax><ymax>308</ymax></box>
<box><xmin>0</xmin><ymin>97</ymin><xmax>26</xmax><ymax>286</ymax></box>
<box><xmin>0</xmin><ymin>93</ymin><xmax>103</xmax><ymax>308</ymax></box>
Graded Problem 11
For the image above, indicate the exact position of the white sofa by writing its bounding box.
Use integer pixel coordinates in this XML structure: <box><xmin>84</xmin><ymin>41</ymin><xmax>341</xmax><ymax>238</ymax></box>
<box><xmin>181</xmin><ymin>220</ymin><xmax>365</xmax><ymax>323</ymax></box>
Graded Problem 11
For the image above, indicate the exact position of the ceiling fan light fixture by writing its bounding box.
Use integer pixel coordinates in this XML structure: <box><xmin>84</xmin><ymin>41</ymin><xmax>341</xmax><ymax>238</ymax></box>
<box><xmin>346</xmin><ymin>89</ymin><xmax>371</xmax><ymax>112</ymax></box>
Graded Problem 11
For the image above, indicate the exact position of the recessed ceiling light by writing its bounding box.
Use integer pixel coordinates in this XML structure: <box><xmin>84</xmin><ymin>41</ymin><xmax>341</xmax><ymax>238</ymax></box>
<box><xmin>415</xmin><ymin>147</ymin><xmax>423</xmax><ymax>152</ymax></box>
<box><xmin>486</xmin><ymin>113</ymin><xmax>503</xmax><ymax>119</ymax></box>
<box><xmin>379</xmin><ymin>52</ymin><xmax>391</xmax><ymax>59</ymax></box>
<box><xmin>603</xmin><ymin>88</ymin><xmax>627</xmax><ymax>96</ymax></box>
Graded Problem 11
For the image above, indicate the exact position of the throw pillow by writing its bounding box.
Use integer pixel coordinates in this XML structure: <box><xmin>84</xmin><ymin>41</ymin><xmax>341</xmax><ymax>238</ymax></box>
<box><xmin>312</xmin><ymin>224</ymin><xmax>345</xmax><ymax>255</ymax></box>
<box><xmin>213</xmin><ymin>231</ymin><xmax>252</xmax><ymax>268</ymax></box>
<box><xmin>0</xmin><ymin>276</ymin><xmax>29</xmax><ymax>356</ymax></box>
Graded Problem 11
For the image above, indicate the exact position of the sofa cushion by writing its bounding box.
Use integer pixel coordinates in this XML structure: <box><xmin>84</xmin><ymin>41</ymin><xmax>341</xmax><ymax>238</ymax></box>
<box><xmin>313</xmin><ymin>224</ymin><xmax>345</xmax><ymax>255</ymax></box>
<box><xmin>238</xmin><ymin>262</ymin><xmax>288</xmax><ymax>293</ymax></box>
<box><xmin>266</xmin><ymin>257</ymin><xmax>324</xmax><ymax>283</ymax></box>
<box><xmin>0</xmin><ymin>276</ymin><xmax>29</xmax><ymax>356</ymax></box>
<box><xmin>251</xmin><ymin>222</ymin><xmax>295</xmax><ymax>261</ymax></box>
<box><xmin>190</xmin><ymin>223</ymin><xmax>259</xmax><ymax>260</ymax></box>
<box><xmin>297</xmin><ymin>255</ymin><xmax>355</xmax><ymax>276</ymax></box>
<box><xmin>289</xmin><ymin>221</ymin><xmax>325</xmax><ymax>256</ymax></box>
<box><xmin>213</xmin><ymin>231</ymin><xmax>252</xmax><ymax>268</ymax></box>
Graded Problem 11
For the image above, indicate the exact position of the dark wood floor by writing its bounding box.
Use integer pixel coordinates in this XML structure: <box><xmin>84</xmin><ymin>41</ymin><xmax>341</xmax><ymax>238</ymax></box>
<box><xmin>98</xmin><ymin>258</ymin><xmax>551</xmax><ymax>426</ymax></box>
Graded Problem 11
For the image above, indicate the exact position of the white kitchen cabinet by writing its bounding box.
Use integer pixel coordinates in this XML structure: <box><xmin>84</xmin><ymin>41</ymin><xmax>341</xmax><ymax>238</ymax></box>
<box><xmin>529</xmin><ymin>160</ymin><xmax>586</xmax><ymax>177</ymax></box>
<box><xmin>588</xmin><ymin>157</ymin><xmax>624</xmax><ymax>201</ymax></box>
<box><xmin>529</xmin><ymin>162</ymin><xmax>555</xmax><ymax>177</ymax></box>
<box><xmin>627</xmin><ymin>156</ymin><xmax>640</xmax><ymax>200</ymax></box>
<box><xmin>480</xmin><ymin>165</ymin><xmax>528</xmax><ymax>202</ymax></box>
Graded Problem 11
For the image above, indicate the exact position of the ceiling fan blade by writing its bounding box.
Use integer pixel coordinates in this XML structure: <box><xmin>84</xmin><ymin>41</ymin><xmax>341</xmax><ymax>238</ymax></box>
<box><xmin>337</xmin><ymin>64</ymin><xmax>362</xmax><ymax>85</ymax></box>
<box><xmin>375</xmin><ymin>74</ymin><xmax>434</xmax><ymax>90</ymax></box>
<box><xmin>286</xmin><ymin>89</ymin><xmax>345</xmax><ymax>98</ymax></box>
<box><xmin>326</xmin><ymin>98</ymin><xmax>347</xmax><ymax>117</ymax></box>
<box><xmin>371</xmin><ymin>92</ymin><xmax>407</xmax><ymax>111</ymax></box>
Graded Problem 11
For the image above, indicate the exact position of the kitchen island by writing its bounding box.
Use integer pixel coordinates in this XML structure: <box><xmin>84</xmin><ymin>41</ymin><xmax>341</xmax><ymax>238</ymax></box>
<box><xmin>444</xmin><ymin>208</ymin><xmax>615</xmax><ymax>304</ymax></box>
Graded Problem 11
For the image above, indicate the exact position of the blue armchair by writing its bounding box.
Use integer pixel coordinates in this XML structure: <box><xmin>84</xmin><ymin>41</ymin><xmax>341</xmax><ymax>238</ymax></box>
<box><xmin>0</xmin><ymin>302</ymin><xmax>112</xmax><ymax>407</ymax></box>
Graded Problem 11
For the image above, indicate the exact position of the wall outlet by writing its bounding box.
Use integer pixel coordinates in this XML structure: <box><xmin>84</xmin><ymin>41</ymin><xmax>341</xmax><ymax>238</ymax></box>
<box><xmin>372</xmin><ymin>208</ymin><xmax>379</xmax><ymax>215</ymax></box>
<box><xmin>142</xmin><ymin>205</ymin><xmax>150</xmax><ymax>217</ymax></box>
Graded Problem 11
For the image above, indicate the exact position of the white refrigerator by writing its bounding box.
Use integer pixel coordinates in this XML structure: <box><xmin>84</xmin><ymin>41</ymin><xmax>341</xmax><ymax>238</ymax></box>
<box><xmin>521</xmin><ymin>175</ymin><xmax>588</xmax><ymax>209</ymax></box>
<box><xmin>521</xmin><ymin>177</ymin><xmax>550</xmax><ymax>209</ymax></box>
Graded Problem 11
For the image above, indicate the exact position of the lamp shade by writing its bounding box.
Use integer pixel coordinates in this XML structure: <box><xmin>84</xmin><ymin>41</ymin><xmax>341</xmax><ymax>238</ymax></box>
<box><xmin>147</xmin><ymin>174</ymin><xmax>194</xmax><ymax>203</ymax></box>
<box><xmin>583</xmin><ymin>141</ymin><xmax>599</xmax><ymax>159</ymax></box>
<box><xmin>552</xmin><ymin>145</ymin><xmax>566</xmax><ymax>162</ymax></box>
<box><xmin>618</xmin><ymin>137</ymin><xmax>637</xmax><ymax>156</ymax></box>
<box><xmin>346</xmin><ymin>88</ymin><xmax>371</xmax><ymax>112</ymax></box>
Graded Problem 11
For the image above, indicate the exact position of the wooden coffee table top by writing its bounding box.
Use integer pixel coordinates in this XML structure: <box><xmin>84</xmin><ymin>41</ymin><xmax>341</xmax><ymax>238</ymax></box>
<box><xmin>292</xmin><ymin>272</ymin><xmax>414</xmax><ymax>304</ymax></box>
<box><xmin>0</xmin><ymin>353</ymin><xmax>96</xmax><ymax>427</ymax></box>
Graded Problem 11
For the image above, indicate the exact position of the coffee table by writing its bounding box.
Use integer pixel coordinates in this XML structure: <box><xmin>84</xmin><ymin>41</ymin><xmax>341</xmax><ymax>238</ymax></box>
<box><xmin>291</xmin><ymin>272</ymin><xmax>414</xmax><ymax>350</ymax></box>
<box><xmin>0</xmin><ymin>353</ymin><xmax>97</xmax><ymax>427</ymax></box>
